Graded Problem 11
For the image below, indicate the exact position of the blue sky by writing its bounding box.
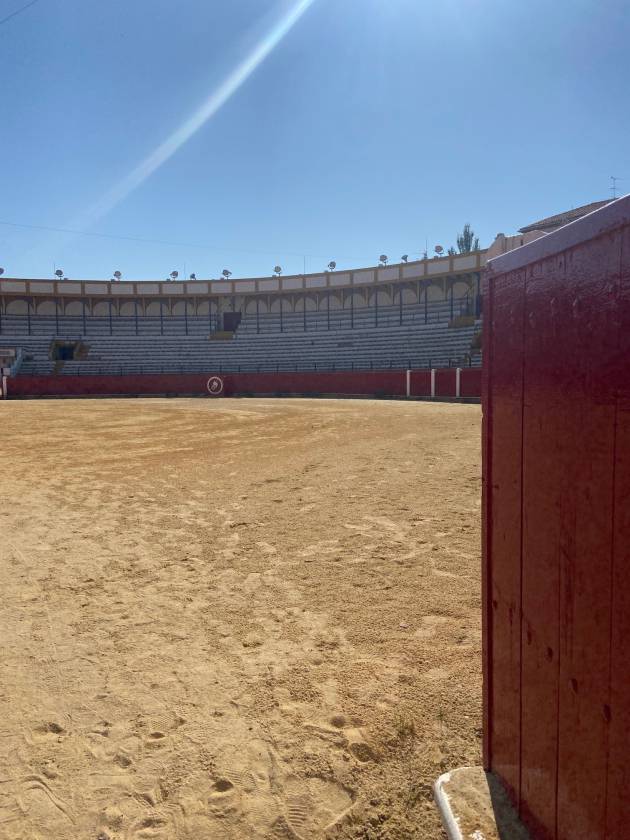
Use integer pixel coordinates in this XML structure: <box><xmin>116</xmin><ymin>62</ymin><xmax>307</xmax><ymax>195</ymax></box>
<box><xmin>1</xmin><ymin>0</ymin><xmax>628</xmax><ymax>280</ymax></box>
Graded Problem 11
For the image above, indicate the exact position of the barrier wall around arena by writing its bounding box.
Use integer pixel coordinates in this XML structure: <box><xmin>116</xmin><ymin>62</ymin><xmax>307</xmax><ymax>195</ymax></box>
<box><xmin>4</xmin><ymin>368</ymin><xmax>481</xmax><ymax>400</ymax></box>
<box><xmin>483</xmin><ymin>195</ymin><xmax>630</xmax><ymax>840</ymax></box>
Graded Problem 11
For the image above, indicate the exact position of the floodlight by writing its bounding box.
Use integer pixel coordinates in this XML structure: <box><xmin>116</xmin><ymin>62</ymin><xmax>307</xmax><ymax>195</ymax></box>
<box><xmin>222</xmin><ymin>269</ymin><xmax>232</xmax><ymax>279</ymax></box>
<box><xmin>401</xmin><ymin>254</ymin><xmax>408</xmax><ymax>263</ymax></box>
<box><xmin>327</xmin><ymin>261</ymin><xmax>336</xmax><ymax>271</ymax></box>
<box><xmin>379</xmin><ymin>254</ymin><xmax>388</xmax><ymax>266</ymax></box>
<box><xmin>55</xmin><ymin>269</ymin><xmax>64</xmax><ymax>278</ymax></box>
<box><xmin>274</xmin><ymin>265</ymin><xmax>282</xmax><ymax>276</ymax></box>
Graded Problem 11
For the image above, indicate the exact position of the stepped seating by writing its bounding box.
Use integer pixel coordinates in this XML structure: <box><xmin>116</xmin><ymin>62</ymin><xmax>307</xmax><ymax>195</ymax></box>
<box><xmin>4</xmin><ymin>298</ymin><xmax>481</xmax><ymax>376</ymax></box>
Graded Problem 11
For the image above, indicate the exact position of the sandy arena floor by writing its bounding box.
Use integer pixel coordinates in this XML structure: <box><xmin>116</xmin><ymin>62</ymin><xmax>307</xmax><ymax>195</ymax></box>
<box><xmin>0</xmin><ymin>398</ymin><xmax>482</xmax><ymax>840</ymax></box>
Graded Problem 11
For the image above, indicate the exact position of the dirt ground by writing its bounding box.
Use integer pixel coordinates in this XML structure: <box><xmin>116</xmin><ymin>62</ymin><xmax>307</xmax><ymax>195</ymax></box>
<box><xmin>0</xmin><ymin>397</ymin><xmax>482</xmax><ymax>840</ymax></box>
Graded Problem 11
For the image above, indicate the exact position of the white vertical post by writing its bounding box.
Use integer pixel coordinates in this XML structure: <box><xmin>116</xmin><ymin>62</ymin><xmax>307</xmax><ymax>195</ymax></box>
<box><xmin>456</xmin><ymin>367</ymin><xmax>461</xmax><ymax>399</ymax></box>
<box><xmin>1</xmin><ymin>375</ymin><xmax>7</xmax><ymax>400</ymax></box>
<box><xmin>406</xmin><ymin>369</ymin><xmax>411</xmax><ymax>398</ymax></box>
<box><xmin>431</xmin><ymin>368</ymin><xmax>436</xmax><ymax>398</ymax></box>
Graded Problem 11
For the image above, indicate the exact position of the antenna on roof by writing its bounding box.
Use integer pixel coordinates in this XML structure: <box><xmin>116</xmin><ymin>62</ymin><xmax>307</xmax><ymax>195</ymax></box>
<box><xmin>610</xmin><ymin>175</ymin><xmax>625</xmax><ymax>199</ymax></box>
<box><xmin>112</xmin><ymin>270</ymin><xmax>122</xmax><ymax>281</ymax></box>
<box><xmin>222</xmin><ymin>269</ymin><xmax>232</xmax><ymax>279</ymax></box>
<box><xmin>434</xmin><ymin>245</ymin><xmax>444</xmax><ymax>255</ymax></box>
<box><xmin>55</xmin><ymin>268</ymin><xmax>64</xmax><ymax>279</ymax></box>
<box><xmin>327</xmin><ymin>261</ymin><xmax>336</xmax><ymax>272</ymax></box>
<box><xmin>274</xmin><ymin>265</ymin><xmax>282</xmax><ymax>276</ymax></box>
<box><xmin>189</xmin><ymin>273</ymin><xmax>196</xmax><ymax>280</ymax></box>
<box><xmin>0</xmin><ymin>268</ymin><xmax>4</xmax><ymax>276</ymax></box>
<box><xmin>401</xmin><ymin>254</ymin><xmax>408</xmax><ymax>263</ymax></box>
<box><xmin>170</xmin><ymin>271</ymin><xmax>178</xmax><ymax>281</ymax></box>
<box><xmin>379</xmin><ymin>254</ymin><xmax>388</xmax><ymax>266</ymax></box>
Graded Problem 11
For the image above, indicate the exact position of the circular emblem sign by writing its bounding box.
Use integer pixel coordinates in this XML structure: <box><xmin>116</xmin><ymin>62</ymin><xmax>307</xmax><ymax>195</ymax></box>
<box><xmin>207</xmin><ymin>375</ymin><xmax>224</xmax><ymax>396</ymax></box>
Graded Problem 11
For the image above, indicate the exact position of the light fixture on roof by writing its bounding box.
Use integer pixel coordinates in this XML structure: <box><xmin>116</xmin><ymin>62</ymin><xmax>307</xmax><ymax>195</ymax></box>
<box><xmin>170</xmin><ymin>271</ymin><xmax>179</xmax><ymax>281</ymax></box>
<box><xmin>401</xmin><ymin>254</ymin><xmax>408</xmax><ymax>263</ymax></box>
<box><xmin>0</xmin><ymin>267</ymin><xmax>4</xmax><ymax>276</ymax></box>
<box><xmin>379</xmin><ymin>254</ymin><xmax>388</xmax><ymax>266</ymax></box>
<box><xmin>273</xmin><ymin>265</ymin><xmax>282</xmax><ymax>276</ymax></box>
<box><xmin>55</xmin><ymin>269</ymin><xmax>64</xmax><ymax>279</ymax></box>
<box><xmin>112</xmin><ymin>270</ymin><xmax>122</xmax><ymax>281</ymax></box>
<box><xmin>434</xmin><ymin>245</ymin><xmax>444</xmax><ymax>255</ymax></box>
<box><xmin>327</xmin><ymin>260</ymin><xmax>336</xmax><ymax>272</ymax></box>
<box><xmin>189</xmin><ymin>273</ymin><xmax>196</xmax><ymax>280</ymax></box>
<box><xmin>222</xmin><ymin>269</ymin><xmax>232</xmax><ymax>279</ymax></box>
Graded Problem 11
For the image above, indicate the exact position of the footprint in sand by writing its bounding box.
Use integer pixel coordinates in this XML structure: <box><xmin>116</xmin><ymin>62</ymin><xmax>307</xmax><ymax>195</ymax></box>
<box><xmin>276</xmin><ymin>776</ymin><xmax>355</xmax><ymax>837</ymax></box>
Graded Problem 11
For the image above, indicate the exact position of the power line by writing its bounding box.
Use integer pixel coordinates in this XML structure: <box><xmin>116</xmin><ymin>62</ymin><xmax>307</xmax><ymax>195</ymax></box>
<box><xmin>0</xmin><ymin>0</ymin><xmax>41</xmax><ymax>27</ymax></box>
<box><xmin>0</xmin><ymin>218</ymin><xmax>369</xmax><ymax>263</ymax></box>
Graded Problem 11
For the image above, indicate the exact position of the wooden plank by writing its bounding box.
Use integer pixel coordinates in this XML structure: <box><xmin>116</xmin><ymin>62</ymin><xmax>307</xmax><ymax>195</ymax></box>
<box><xmin>481</xmin><ymin>274</ymin><xmax>493</xmax><ymax>770</ymax></box>
<box><xmin>555</xmin><ymin>233</ymin><xmax>621</xmax><ymax>840</ymax></box>
<box><xmin>605</xmin><ymin>224</ymin><xmax>630</xmax><ymax>838</ymax></box>
<box><xmin>520</xmin><ymin>256</ymin><xmax>567</xmax><ymax>839</ymax></box>
<box><xmin>485</xmin><ymin>268</ymin><xmax>525</xmax><ymax>802</ymax></box>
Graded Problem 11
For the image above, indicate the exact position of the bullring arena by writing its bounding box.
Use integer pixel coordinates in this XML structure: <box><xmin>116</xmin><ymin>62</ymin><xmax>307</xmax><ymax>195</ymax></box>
<box><xmin>1</xmin><ymin>397</ymin><xmax>481</xmax><ymax>840</ymax></box>
<box><xmin>2</xmin><ymin>197</ymin><xmax>629</xmax><ymax>840</ymax></box>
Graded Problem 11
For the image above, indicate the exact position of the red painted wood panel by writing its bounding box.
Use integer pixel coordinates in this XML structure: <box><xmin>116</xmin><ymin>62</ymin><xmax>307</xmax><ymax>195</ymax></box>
<box><xmin>484</xmin><ymin>269</ymin><xmax>525</xmax><ymax>804</ymax></box>
<box><xmin>6</xmin><ymin>372</ymin><xmax>210</xmax><ymax>397</ymax></box>
<box><xmin>435</xmin><ymin>368</ymin><xmax>456</xmax><ymax>397</ymax></box>
<box><xmin>554</xmin><ymin>233</ymin><xmax>620</xmax><ymax>840</ymax></box>
<box><xmin>460</xmin><ymin>368</ymin><xmax>482</xmax><ymax>398</ymax></box>
<box><xmin>519</xmin><ymin>255</ymin><xmax>569</xmax><ymax>839</ymax></box>
<box><xmin>485</xmin><ymin>196</ymin><xmax>630</xmax><ymax>840</ymax></box>
<box><xmin>481</xmin><ymin>276</ymin><xmax>493</xmax><ymax>770</ymax></box>
<box><xmin>223</xmin><ymin>369</ymin><xmax>407</xmax><ymax>397</ymax></box>
<box><xmin>605</xmin><ymin>224</ymin><xmax>630</xmax><ymax>839</ymax></box>
<box><xmin>409</xmin><ymin>369</ymin><xmax>432</xmax><ymax>397</ymax></box>
<box><xmin>7</xmin><ymin>368</ymin><xmax>482</xmax><ymax>400</ymax></box>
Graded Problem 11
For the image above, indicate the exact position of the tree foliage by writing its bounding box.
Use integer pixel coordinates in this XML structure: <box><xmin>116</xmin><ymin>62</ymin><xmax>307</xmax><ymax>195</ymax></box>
<box><xmin>453</xmin><ymin>224</ymin><xmax>479</xmax><ymax>254</ymax></box>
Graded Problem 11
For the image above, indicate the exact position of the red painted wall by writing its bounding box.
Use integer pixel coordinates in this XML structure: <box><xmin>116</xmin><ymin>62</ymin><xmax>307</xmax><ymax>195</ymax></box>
<box><xmin>483</xmin><ymin>196</ymin><xmax>630</xmax><ymax>840</ymax></box>
<box><xmin>6</xmin><ymin>368</ymin><xmax>482</xmax><ymax>400</ymax></box>
<box><xmin>435</xmin><ymin>368</ymin><xmax>457</xmax><ymax>397</ymax></box>
<box><xmin>460</xmin><ymin>367</ymin><xmax>482</xmax><ymax>398</ymax></box>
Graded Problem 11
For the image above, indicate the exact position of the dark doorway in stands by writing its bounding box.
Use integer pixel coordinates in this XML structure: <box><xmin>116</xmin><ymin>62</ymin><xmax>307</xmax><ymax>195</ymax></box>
<box><xmin>223</xmin><ymin>312</ymin><xmax>242</xmax><ymax>331</ymax></box>
<box><xmin>50</xmin><ymin>340</ymin><xmax>81</xmax><ymax>361</ymax></box>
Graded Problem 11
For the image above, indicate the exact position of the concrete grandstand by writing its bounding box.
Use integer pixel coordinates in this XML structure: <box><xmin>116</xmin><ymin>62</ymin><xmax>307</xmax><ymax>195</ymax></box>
<box><xmin>0</xmin><ymin>250</ymin><xmax>483</xmax><ymax>378</ymax></box>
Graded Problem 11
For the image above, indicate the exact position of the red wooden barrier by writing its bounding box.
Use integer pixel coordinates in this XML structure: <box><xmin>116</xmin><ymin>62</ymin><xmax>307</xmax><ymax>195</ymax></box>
<box><xmin>460</xmin><ymin>368</ymin><xmax>482</xmax><ymax>398</ymax></box>
<box><xmin>6</xmin><ymin>368</ymin><xmax>482</xmax><ymax>400</ymax></box>
<box><xmin>435</xmin><ymin>368</ymin><xmax>457</xmax><ymax>397</ymax></box>
<box><xmin>483</xmin><ymin>196</ymin><xmax>630</xmax><ymax>840</ymax></box>
<box><xmin>409</xmin><ymin>369</ymin><xmax>432</xmax><ymax>397</ymax></box>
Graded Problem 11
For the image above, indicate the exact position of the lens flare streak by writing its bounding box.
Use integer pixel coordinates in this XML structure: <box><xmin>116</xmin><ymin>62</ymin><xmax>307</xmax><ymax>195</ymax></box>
<box><xmin>78</xmin><ymin>0</ymin><xmax>316</xmax><ymax>229</ymax></box>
